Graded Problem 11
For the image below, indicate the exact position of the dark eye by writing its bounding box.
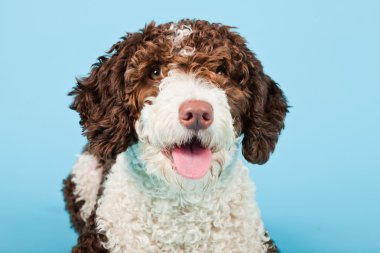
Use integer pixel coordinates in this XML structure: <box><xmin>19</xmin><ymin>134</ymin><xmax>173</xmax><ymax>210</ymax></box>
<box><xmin>215</xmin><ymin>65</ymin><xmax>227</xmax><ymax>75</ymax></box>
<box><xmin>149</xmin><ymin>65</ymin><xmax>161</xmax><ymax>80</ymax></box>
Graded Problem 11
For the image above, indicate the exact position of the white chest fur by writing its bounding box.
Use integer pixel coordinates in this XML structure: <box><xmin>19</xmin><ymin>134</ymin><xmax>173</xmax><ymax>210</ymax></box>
<box><xmin>95</xmin><ymin>150</ymin><xmax>270</xmax><ymax>253</ymax></box>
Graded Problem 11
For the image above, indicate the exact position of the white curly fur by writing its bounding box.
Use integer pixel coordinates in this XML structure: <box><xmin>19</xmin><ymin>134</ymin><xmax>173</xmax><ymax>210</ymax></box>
<box><xmin>135</xmin><ymin>71</ymin><xmax>236</xmax><ymax>192</ymax></box>
<box><xmin>96</xmin><ymin>144</ymin><xmax>270</xmax><ymax>253</ymax></box>
<box><xmin>71</xmin><ymin>71</ymin><xmax>271</xmax><ymax>252</ymax></box>
<box><xmin>92</xmin><ymin>72</ymin><xmax>271</xmax><ymax>252</ymax></box>
<box><xmin>169</xmin><ymin>23</ymin><xmax>195</xmax><ymax>56</ymax></box>
<box><xmin>169</xmin><ymin>23</ymin><xmax>192</xmax><ymax>47</ymax></box>
<box><xmin>71</xmin><ymin>152</ymin><xmax>102</xmax><ymax>221</ymax></box>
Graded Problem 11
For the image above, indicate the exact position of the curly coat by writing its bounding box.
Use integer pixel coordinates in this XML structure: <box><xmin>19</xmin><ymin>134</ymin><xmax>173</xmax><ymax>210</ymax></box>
<box><xmin>64</xmin><ymin>19</ymin><xmax>288</xmax><ymax>253</ymax></box>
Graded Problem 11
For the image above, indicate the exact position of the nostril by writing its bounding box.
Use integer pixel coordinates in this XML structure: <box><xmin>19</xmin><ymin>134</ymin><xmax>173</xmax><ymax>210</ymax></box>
<box><xmin>202</xmin><ymin>112</ymin><xmax>212</xmax><ymax>122</ymax></box>
<box><xmin>183</xmin><ymin>112</ymin><xmax>193</xmax><ymax>121</ymax></box>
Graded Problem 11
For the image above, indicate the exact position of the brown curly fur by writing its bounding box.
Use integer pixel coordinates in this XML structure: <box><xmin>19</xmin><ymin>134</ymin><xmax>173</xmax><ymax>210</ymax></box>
<box><xmin>69</xmin><ymin>19</ymin><xmax>288</xmax><ymax>165</ymax></box>
<box><xmin>265</xmin><ymin>234</ymin><xmax>280</xmax><ymax>253</ymax></box>
<box><xmin>63</xmin><ymin>175</ymin><xmax>86</xmax><ymax>234</ymax></box>
<box><xmin>67</xmin><ymin>19</ymin><xmax>288</xmax><ymax>252</ymax></box>
<box><xmin>71</xmin><ymin>211</ymin><xmax>109</xmax><ymax>253</ymax></box>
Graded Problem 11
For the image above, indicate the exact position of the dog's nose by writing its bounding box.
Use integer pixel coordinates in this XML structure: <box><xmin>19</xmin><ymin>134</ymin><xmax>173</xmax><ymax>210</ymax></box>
<box><xmin>179</xmin><ymin>100</ymin><xmax>213</xmax><ymax>130</ymax></box>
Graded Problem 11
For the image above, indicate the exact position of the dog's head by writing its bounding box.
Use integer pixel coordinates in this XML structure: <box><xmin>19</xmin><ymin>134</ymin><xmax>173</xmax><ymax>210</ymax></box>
<box><xmin>70</xmin><ymin>20</ymin><xmax>288</xmax><ymax>191</ymax></box>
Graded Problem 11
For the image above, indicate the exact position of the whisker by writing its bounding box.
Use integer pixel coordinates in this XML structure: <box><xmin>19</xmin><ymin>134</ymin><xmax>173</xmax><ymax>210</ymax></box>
<box><xmin>160</xmin><ymin>163</ymin><xmax>171</xmax><ymax>184</ymax></box>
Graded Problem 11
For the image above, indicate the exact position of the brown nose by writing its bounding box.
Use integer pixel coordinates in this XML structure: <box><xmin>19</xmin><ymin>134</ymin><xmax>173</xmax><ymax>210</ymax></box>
<box><xmin>179</xmin><ymin>100</ymin><xmax>214</xmax><ymax>130</ymax></box>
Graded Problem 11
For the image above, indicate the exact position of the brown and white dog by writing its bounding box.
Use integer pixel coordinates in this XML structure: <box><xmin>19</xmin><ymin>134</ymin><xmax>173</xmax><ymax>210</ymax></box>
<box><xmin>63</xmin><ymin>19</ymin><xmax>288</xmax><ymax>253</ymax></box>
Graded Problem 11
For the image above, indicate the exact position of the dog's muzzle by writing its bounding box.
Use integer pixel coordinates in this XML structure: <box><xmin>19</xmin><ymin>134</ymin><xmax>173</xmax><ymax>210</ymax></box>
<box><xmin>171</xmin><ymin>100</ymin><xmax>214</xmax><ymax>179</ymax></box>
<box><xmin>136</xmin><ymin>72</ymin><xmax>235</xmax><ymax>182</ymax></box>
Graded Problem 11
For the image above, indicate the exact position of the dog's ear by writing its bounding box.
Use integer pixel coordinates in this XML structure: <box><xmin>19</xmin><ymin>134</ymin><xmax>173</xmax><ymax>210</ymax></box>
<box><xmin>69</xmin><ymin>28</ymin><xmax>147</xmax><ymax>163</ymax></box>
<box><xmin>241</xmin><ymin>57</ymin><xmax>288</xmax><ymax>165</ymax></box>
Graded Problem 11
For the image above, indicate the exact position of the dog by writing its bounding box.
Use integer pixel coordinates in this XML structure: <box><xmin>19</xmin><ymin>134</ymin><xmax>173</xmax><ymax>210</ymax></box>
<box><xmin>63</xmin><ymin>19</ymin><xmax>288</xmax><ymax>253</ymax></box>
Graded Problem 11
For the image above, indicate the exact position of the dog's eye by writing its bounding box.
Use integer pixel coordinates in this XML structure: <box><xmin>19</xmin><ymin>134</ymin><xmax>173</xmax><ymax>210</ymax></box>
<box><xmin>215</xmin><ymin>65</ymin><xmax>227</xmax><ymax>76</ymax></box>
<box><xmin>149</xmin><ymin>65</ymin><xmax>161</xmax><ymax>80</ymax></box>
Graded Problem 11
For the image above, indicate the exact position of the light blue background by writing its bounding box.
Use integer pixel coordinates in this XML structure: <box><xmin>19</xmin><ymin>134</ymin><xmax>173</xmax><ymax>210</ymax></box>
<box><xmin>1</xmin><ymin>0</ymin><xmax>379</xmax><ymax>252</ymax></box>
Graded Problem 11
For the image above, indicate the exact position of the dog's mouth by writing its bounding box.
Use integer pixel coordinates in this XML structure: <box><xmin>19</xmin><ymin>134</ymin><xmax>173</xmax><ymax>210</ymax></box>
<box><xmin>168</xmin><ymin>138</ymin><xmax>212</xmax><ymax>180</ymax></box>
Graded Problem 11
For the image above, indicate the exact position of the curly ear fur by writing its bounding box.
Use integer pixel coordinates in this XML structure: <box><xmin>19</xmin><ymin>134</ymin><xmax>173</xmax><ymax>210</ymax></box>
<box><xmin>242</xmin><ymin>58</ymin><xmax>288</xmax><ymax>165</ymax></box>
<box><xmin>69</xmin><ymin>28</ymin><xmax>147</xmax><ymax>163</ymax></box>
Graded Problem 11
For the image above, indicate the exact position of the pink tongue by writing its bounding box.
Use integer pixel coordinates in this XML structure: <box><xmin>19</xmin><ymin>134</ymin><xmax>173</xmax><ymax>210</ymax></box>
<box><xmin>172</xmin><ymin>143</ymin><xmax>212</xmax><ymax>179</ymax></box>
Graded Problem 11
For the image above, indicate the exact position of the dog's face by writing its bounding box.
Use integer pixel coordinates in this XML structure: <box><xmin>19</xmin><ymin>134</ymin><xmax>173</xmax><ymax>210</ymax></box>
<box><xmin>70</xmin><ymin>20</ymin><xmax>288</xmax><ymax>191</ymax></box>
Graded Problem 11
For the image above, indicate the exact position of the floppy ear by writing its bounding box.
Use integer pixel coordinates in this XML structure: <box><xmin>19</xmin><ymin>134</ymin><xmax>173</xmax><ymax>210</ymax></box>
<box><xmin>69</xmin><ymin>31</ymin><xmax>145</xmax><ymax>163</ymax></box>
<box><xmin>242</xmin><ymin>63</ymin><xmax>288</xmax><ymax>165</ymax></box>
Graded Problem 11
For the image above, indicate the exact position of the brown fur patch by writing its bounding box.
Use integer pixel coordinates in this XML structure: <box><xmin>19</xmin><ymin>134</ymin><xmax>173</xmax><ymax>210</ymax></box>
<box><xmin>265</xmin><ymin>237</ymin><xmax>280</xmax><ymax>253</ymax></box>
<box><xmin>71</xmin><ymin>211</ymin><xmax>109</xmax><ymax>253</ymax></box>
<box><xmin>63</xmin><ymin>175</ymin><xmax>85</xmax><ymax>234</ymax></box>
